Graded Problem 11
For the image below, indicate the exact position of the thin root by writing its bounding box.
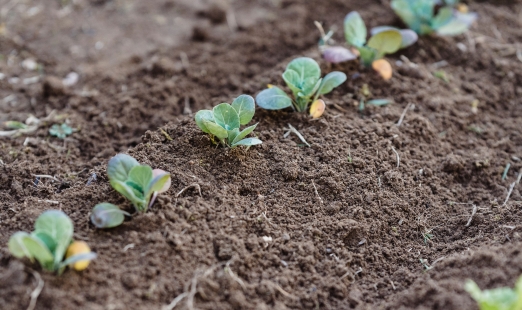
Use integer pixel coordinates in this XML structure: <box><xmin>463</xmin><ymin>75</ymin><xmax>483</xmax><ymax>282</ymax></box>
<box><xmin>465</xmin><ymin>205</ymin><xmax>477</xmax><ymax>227</ymax></box>
<box><xmin>396</xmin><ymin>103</ymin><xmax>413</xmax><ymax>127</ymax></box>
<box><xmin>27</xmin><ymin>270</ymin><xmax>44</xmax><ymax>310</ymax></box>
<box><xmin>391</xmin><ymin>147</ymin><xmax>400</xmax><ymax>168</ymax></box>
<box><xmin>311</xmin><ymin>180</ymin><xmax>323</xmax><ymax>204</ymax></box>
<box><xmin>176</xmin><ymin>183</ymin><xmax>202</xmax><ymax>198</ymax></box>
<box><xmin>503</xmin><ymin>182</ymin><xmax>516</xmax><ymax>207</ymax></box>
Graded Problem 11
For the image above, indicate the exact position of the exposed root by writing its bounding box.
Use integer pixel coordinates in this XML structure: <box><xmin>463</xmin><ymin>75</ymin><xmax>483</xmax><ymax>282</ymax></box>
<box><xmin>465</xmin><ymin>205</ymin><xmax>477</xmax><ymax>227</ymax></box>
<box><xmin>27</xmin><ymin>270</ymin><xmax>44</xmax><ymax>310</ymax></box>
<box><xmin>503</xmin><ymin>182</ymin><xmax>516</xmax><ymax>207</ymax></box>
<box><xmin>391</xmin><ymin>147</ymin><xmax>400</xmax><ymax>168</ymax></box>
<box><xmin>396</xmin><ymin>103</ymin><xmax>413</xmax><ymax>127</ymax></box>
<box><xmin>311</xmin><ymin>180</ymin><xmax>323</xmax><ymax>204</ymax></box>
<box><xmin>176</xmin><ymin>183</ymin><xmax>202</xmax><ymax>198</ymax></box>
<box><xmin>284</xmin><ymin>124</ymin><xmax>310</xmax><ymax>147</ymax></box>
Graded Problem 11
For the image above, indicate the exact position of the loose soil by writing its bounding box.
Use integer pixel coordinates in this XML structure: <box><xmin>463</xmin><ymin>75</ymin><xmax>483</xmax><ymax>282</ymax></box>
<box><xmin>1</xmin><ymin>0</ymin><xmax>522</xmax><ymax>309</ymax></box>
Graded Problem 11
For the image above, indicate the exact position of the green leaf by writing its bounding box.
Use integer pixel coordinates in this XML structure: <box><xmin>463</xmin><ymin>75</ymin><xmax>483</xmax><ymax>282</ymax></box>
<box><xmin>367</xmin><ymin>30</ymin><xmax>403</xmax><ymax>55</ymax></box>
<box><xmin>91</xmin><ymin>203</ymin><xmax>130</xmax><ymax>229</ymax></box>
<box><xmin>213</xmin><ymin>103</ymin><xmax>240</xmax><ymax>131</ymax></box>
<box><xmin>110</xmin><ymin>179</ymin><xmax>145</xmax><ymax>210</ymax></box>
<box><xmin>316</xmin><ymin>72</ymin><xmax>347</xmax><ymax>96</ymax></box>
<box><xmin>228</xmin><ymin>128</ymin><xmax>240</xmax><ymax>144</ymax></box>
<box><xmin>49</xmin><ymin>123</ymin><xmax>73</xmax><ymax>139</ymax></box>
<box><xmin>344</xmin><ymin>11</ymin><xmax>367</xmax><ymax>47</ymax></box>
<box><xmin>128</xmin><ymin>165</ymin><xmax>153</xmax><ymax>192</ymax></box>
<box><xmin>431</xmin><ymin>7</ymin><xmax>453</xmax><ymax>30</ymax></box>
<box><xmin>256</xmin><ymin>87</ymin><xmax>293</xmax><ymax>110</ymax></box>
<box><xmin>370</xmin><ymin>26</ymin><xmax>418</xmax><ymax>48</ymax></box>
<box><xmin>146</xmin><ymin>172</ymin><xmax>171</xmax><ymax>197</ymax></box>
<box><xmin>33</xmin><ymin>231</ymin><xmax>57</xmax><ymax>254</ymax></box>
<box><xmin>22</xmin><ymin>235</ymin><xmax>55</xmax><ymax>270</ymax></box>
<box><xmin>367</xmin><ymin>99</ymin><xmax>393</xmax><ymax>106</ymax></box>
<box><xmin>232</xmin><ymin>138</ymin><xmax>262</xmax><ymax>148</ymax></box>
<box><xmin>34</xmin><ymin>210</ymin><xmax>73</xmax><ymax>265</ymax></box>
<box><xmin>300</xmin><ymin>77</ymin><xmax>322</xmax><ymax>98</ymax></box>
<box><xmin>5</xmin><ymin>121</ymin><xmax>27</xmax><ymax>129</ymax></box>
<box><xmin>465</xmin><ymin>279</ymin><xmax>520</xmax><ymax>310</ymax></box>
<box><xmin>231</xmin><ymin>95</ymin><xmax>256</xmax><ymax>125</ymax></box>
<box><xmin>286</xmin><ymin>57</ymin><xmax>321</xmax><ymax>83</ymax></box>
<box><xmin>232</xmin><ymin>123</ymin><xmax>258</xmax><ymax>145</ymax></box>
<box><xmin>391</xmin><ymin>0</ymin><xmax>435</xmax><ymax>34</ymax></box>
<box><xmin>59</xmin><ymin>252</ymin><xmax>97</xmax><ymax>269</ymax></box>
<box><xmin>203</xmin><ymin>120</ymin><xmax>229</xmax><ymax>139</ymax></box>
<box><xmin>436</xmin><ymin>12</ymin><xmax>477</xmax><ymax>36</ymax></box>
<box><xmin>282</xmin><ymin>69</ymin><xmax>302</xmax><ymax>96</ymax></box>
<box><xmin>8</xmin><ymin>232</ymin><xmax>33</xmax><ymax>260</ymax></box>
<box><xmin>195</xmin><ymin>110</ymin><xmax>214</xmax><ymax>134</ymax></box>
<box><xmin>107</xmin><ymin>154</ymin><xmax>140</xmax><ymax>183</ymax></box>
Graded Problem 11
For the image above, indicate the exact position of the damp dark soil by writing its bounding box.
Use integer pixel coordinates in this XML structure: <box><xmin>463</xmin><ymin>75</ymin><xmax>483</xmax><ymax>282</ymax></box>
<box><xmin>1</xmin><ymin>0</ymin><xmax>522</xmax><ymax>309</ymax></box>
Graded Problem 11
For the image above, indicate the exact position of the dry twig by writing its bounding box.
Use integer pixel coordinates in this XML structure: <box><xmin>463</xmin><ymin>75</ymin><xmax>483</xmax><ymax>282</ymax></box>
<box><xmin>27</xmin><ymin>270</ymin><xmax>44</xmax><ymax>310</ymax></box>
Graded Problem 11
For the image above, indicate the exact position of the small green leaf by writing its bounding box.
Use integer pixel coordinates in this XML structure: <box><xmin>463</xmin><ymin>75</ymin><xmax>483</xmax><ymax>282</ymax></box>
<box><xmin>316</xmin><ymin>72</ymin><xmax>347</xmax><ymax>96</ymax></box>
<box><xmin>195</xmin><ymin>110</ymin><xmax>214</xmax><ymax>134</ymax></box>
<box><xmin>34</xmin><ymin>210</ymin><xmax>73</xmax><ymax>265</ymax></box>
<box><xmin>286</xmin><ymin>57</ymin><xmax>321</xmax><ymax>83</ymax></box>
<box><xmin>33</xmin><ymin>231</ymin><xmax>57</xmax><ymax>254</ymax></box>
<box><xmin>367</xmin><ymin>99</ymin><xmax>393</xmax><ymax>106</ymax></box>
<box><xmin>232</xmin><ymin>137</ymin><xmax>262</xmax><ymax>148</ymax></box>
<box><xmin>231</xmin><ymin>95</ymin><xmax>256</xmax><ymax>125</ymax></box>
<box><xmin>203</xmin><ymin>120</ymin><xmax>229</xmax><ymax>139</ymax></box>
<box><xmin>300</xmin><ymin>77</ymin><xmax>322</xmax><ymax>98</ymax></box>
<box><xmin>282</xmin><ymin>69</ymin><xmax>302</xmax><ymax>96</ymax></box>
<box><xmin>5</xmin><ymin>121</ymin><xmax>27</xmax><ymax>130</ymax></box>
<box><xmin>431</xmin><ymin>7</ymin><xmax>453</xmax><ymax>30</ymax></box>
<box><xmin>146</xmin><ymin>171</ymin><xmax>171</xmax><ymax>196</ymax></box>
<box><xmin>49</xmin><ymin>123</ymin><xmax>73</xmax><ymax>139</ymax></box>
<box><xmin>367</xmin><ymin>30</ymin><xmax>403</xmax><ymax>55</ymax></box>
<box><xmin>107</xmin><ymin>154</ymin><xmax>140</xmax><ymax>183</ymax></box>
<box><xmin>110</xmin><ymin>179</ymin><xmax>145</xmax><ymax>210</ymax></box>
<box><xmin>465</xmin><ymin>279</ymin><xmax>520</xmax><ymax>310</ymax></box>
<box><xmin>8</xmin><ymin>232</ymin><xmax>32</xmax><ymax>260</ymax></box>
<box><xmin>22</xmin><ymin>235</ymin><xmax>55</xmax><ymax>270</ymax></box>
<box><xmin>371</xmin><ymin>26</ymin><xmax>418</xmax><ymax>48</ymax></box>
<box><xmin>256</xmin><ymin>87</ymin><xmax>293</xmax><ymax>110</ymax></box>
<box><xmin>436</xmin><ymin>13</ymin><xmax>476</xmax><ymax>36</ymax></box>
<box><xmin>59</xmin><ymin>252</ymin><xmax>97</xmax><ymax>269</ymax></box>
<box><xmin>232</xmin><ymin>123</ymin><xmax>258</xmax><ymax>145</ymax></box>
<box><xmin>228</xmin><ymin>128</ymin><xmax>240</xmax><ymax>143</ymax></box>
<box><xmin>91</xmin><ymin>203</ymin><xmax>130</xmax><ymax>229</ymax></box>
<box><xmin>128</xmin><ymin>165</ymin><xmax>153</xmax><ymax>192</ymax></box>
<box><xmin>213</xmin><ymin>103</ymin><xmax>240</xmax><ymax>131</ymax></box>
<box><xmin>344</xmin><ymin>11</ymin><xmax>367</xmax><ymax>47</ymax></box>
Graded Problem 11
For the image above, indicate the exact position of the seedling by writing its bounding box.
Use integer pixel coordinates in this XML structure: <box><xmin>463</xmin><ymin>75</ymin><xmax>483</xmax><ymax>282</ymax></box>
<box><xmin>195</xmin><ymin>95</ymin><xmax>262</xmax><ymax>148</ymax></box>
<box><xmin>8</xmin><ymin>210</ymin><xmax>96</xmax><ymax>273</ymax></box>
<box><xmin>91</xmin><ymin>203</ymin><xmax>130</xmax><ymax>228</ymax></box>
<box><xmin>465</xmin><ymin>276</ymin><xmax>522</xmax><ymax>310</ymax></box>
<box><xmin>107</xmin><ymin>154</ymin><xmax>171</xmax><ymax>212</ymax></box>
<box><xmin>49</xmin><ymin>123</ymin><xmax>73</xmax><ymax>139</ymax></box>
<box><xmin>320</xmin><ymin>12</ymin><xmax>417</xmax><ymax>80</ymax></box>
<box><xmin>256</xmin><ymin>57</ymin><xmax>346</xmax><ymax>117</ymax></box>
<box><xmin>391</xmin><ymin>0</ymin><xmax>478</xmax><ymax>36</ymax></box>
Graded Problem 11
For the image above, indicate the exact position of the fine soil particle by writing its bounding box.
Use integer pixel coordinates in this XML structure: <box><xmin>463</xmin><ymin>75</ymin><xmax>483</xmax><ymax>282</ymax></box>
<box><xmin>1</xmin><ymin>0</ymin><xmax>522</xmax><ymax>309</ymax></box>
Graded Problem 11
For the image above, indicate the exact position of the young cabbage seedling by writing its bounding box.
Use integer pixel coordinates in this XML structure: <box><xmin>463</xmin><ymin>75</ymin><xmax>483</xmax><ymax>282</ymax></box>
<box><xmin>107</xmin><ymin>154</ymin><xmax>171</xmax><ymax>212</ymax></box>
<box><xmin>8</xmin><ymin>210</ymin><xmax>97</xmax><ymax>274</ymax></box>
<box><xmin>195</xmin><ymin>95</ymin><xmax>262</xmax><ymax>148</ymax></box>
<box><xmin>49</xmin><ymin>123</ymin><xmax>74</xmax><ymax>139</ymax></box>
<box><xmin>256</xmin><ymin>57</ymin><xmax>346</xmax><ymax>118</ymax></box>
<box><xmin>465</xmin><ymin>276</ymin><xmax>522</xmax><ymax>310</ymax></box>
<box><xmin>321</xmin><ymin>12</ymin><xmax>418</xmax><ymax>80</ymax></box>
<box><xmin>391</xmin><ymin>0</ymin><xmax>478</xmax><ymax>36</ymax></box>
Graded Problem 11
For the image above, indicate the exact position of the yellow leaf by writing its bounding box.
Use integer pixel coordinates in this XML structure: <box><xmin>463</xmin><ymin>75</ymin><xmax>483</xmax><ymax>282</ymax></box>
<box><xmin>372</xmin><ymin>59</ymin><xmax>393</xmax><ymax>81</ymax></box>
<box><xmin>66</xmin><ymin>241</ymin><xmax>92</xmax><ymax>271</ymax></box>
<box><xmin>310</xmin><ymin>99</ymin><xmax>326</xmax><ymax>118</ymax></box>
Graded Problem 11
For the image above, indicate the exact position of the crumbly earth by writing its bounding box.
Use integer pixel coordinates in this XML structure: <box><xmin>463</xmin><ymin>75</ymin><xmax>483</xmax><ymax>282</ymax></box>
<box><xmin>0</xmin><ymin>0</ymin><xmax>521</xmax><ymax>309</ymax></box>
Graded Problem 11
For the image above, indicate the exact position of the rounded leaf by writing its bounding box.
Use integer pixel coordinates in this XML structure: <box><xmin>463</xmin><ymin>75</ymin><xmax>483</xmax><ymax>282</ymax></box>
<box><xmin>231</xmin><ymin>95</ymin><xmax>255</xmax><ymax>125</ymax></box>
<box><xmin>372</xmin><ymin>59</ymin><xmax>393</xmax><ymax>80</ymax></box>
<box><xmin>317</xmin><ymin>72</ymin><xmax>347</xmax><ymax>96</ymax></box>
<box><xmin>91</xmin><ymin>203</ymin><xmax>130</xmax><ymax>229</ymax></box>
<box><xmin>399</xmin><ymin>29</ymin><xmax>418</xmax><ymax>48</ymax></box>
<box><xmin>255</xmin><ymin>87</ymin><xmax>292</xmax><ymax>110</ymax></box>
<box><xmin>203</xmin><ymin>120</ymin><xmax>229</xmax><ymax>139</ymax></box>
<box><xmin>195</xmin><ymin>110</ymin><xmax>214</xmax><ymax>134</ymax></box>
<box><xmin>310</xmin><ymin>99</ymin><xmax>326</xmax><ymax>119</ymax></box>
<box><xmin>152</xmin><ymin>169</ymin><xmax>171</xmax><ymax>193</ymax></box>
<box><xmin>8</xmin><ymin>232</ymin><xmax>32</xmax><ymax>259</ymax></box>
<box><xmin>286</xmin><ymin>57</ymin><xmax>321</xmax><ymax>82</ymax></box>
<box><xmin>344</xmin><ymin>11</ymin><xmax>367</xmax><ymax>47</ymax></box>
<box><xmin>34</xmin><ymin>210</ymin><xmax>73</xmax><ymax>265</ymax></box>
<box><xmin>322</xmin><ymin>46</ymin><xmax>358</xmax><ymax>64</ymax></box>
<box><xmin>107</xmin><ymin>154</ymin><xmax>140</xmax><ymax>182</ymax></box>
<box><xmin>367</xmin><ymin>30</ymin><xmax>402</xmax><ymax>55</ymax></box>
<box><xmin>213</xmin><ymin>103</ymin><xmax>240</xmax><ymax>131</ymax></box>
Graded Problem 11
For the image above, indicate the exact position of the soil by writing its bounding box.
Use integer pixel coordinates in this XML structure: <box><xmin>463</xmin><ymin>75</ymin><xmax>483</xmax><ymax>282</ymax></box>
<box><xmin>1</xmin><ymin>0</ymin><xmax>521</xmax><ymax>309</ymax></box>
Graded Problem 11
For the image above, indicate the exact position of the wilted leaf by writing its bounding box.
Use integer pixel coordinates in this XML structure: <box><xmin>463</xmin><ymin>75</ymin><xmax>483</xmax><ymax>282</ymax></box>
<box><xmin>91</xmin><ymin>203</ymin><xmax>130</xmax><ymax>229</ymax></box>
<box><xmin>322</xmin><ymin>46</ymin><xmax>358</xmax><ymax>64</ymax></box>
<box><xmin>372</xmin><ymin>59</ymin><xmax>393</xmax><ymax>80</ymax></box>
<box><xmin>310</xmin><ymin>99</ymin><xmax>326</xmax><ymax>119</ymax></box>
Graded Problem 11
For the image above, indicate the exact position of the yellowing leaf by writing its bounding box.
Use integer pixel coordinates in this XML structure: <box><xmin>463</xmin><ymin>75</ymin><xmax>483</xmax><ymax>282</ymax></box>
<box><xmin>66</xmin><ymin>241</ymin><xmax>92</xmax><ymax>271</ymax></box>
<box><xmin>372</xmin><ymin>59</ymin><xmax>393</xmax><ymax>80</ymax></box>
<box><xmin>310</xmin><ymin>99</ymin><xmax>326</xmax><ymax>118</ymax></box>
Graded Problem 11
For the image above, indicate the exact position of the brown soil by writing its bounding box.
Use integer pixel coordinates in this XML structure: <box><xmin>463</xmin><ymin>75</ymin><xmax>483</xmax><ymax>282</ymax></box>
<box><xmin>1</xmin><ymin>0</ymin><xmax>522</xmax><ymax>309</ymax></box>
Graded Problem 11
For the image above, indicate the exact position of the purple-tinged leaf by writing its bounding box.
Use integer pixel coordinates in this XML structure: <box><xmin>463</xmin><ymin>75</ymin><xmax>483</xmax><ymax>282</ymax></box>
<box><xmin>322</xmin><ymin>46</ymin><xmax>358</xmax><ymax>64</ymax></box>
